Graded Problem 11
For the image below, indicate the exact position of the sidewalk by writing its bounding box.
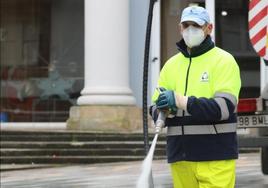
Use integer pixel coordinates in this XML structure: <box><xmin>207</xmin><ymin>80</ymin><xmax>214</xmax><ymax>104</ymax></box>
<box><xmin>1</xmin><ymin>160</ymin><xmax>172</xmax><ymax>188</ymax></box>
<box><xmin>1</xmin><ymin>153</ymin><xmax>267</xmax><ymax>188</ymax></box>
<box><xmin>0</xmin><ymin>164</ymin><xmax>62</xmax><ymax>171</ymax></box>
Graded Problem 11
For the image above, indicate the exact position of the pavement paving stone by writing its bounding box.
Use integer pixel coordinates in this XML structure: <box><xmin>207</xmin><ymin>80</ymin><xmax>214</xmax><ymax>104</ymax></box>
<box><xmin>0</xmin><ymin>164</ymin><xmax>62</xmax><ymax>171</ymax></box>
<box><xmin>1</xmin><ymin>153</ymin><xmax>267</xmax><ymax>188</ymax></box>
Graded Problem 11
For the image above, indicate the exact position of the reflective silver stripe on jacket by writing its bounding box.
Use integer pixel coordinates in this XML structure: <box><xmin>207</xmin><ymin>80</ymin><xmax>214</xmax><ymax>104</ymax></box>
<box><xmin>214</xmin><ymin>92</ymin><xmax>237</xmax><ymax>106</ymax></box>
<box><xmin>169</xmin><ymin>92</ymin><xmax>237</xmax><ymax>118</ymax></box>
<box><xmin>214</xmin><ymin>97</ymin><xmax>229</xmax><ymax>120</ymax></box>
<box><xmin>173</xmin><ymin>92</ymin><xmax>237</xmax><ymax>118</ymax></box>
<box><xmin>167</xmin><ymin>123</ymin><xmax>237</xmax><ymax>136</ymax></box>
<box><xmin>214</xmin><ymin>92</ymin><xmax>238</xmax><ymax>113</ymax></box>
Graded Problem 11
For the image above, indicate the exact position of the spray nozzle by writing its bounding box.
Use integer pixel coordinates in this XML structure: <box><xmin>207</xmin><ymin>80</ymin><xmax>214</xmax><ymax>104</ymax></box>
<box><xmin>154</xmin><ymin>87</ymin><xmax>166</xmax><ymax>134</ymax></box>
<box><xmin>155</xmin><ymin>111</ymin><xmax>166</xmax><ymax>134</ymax></box>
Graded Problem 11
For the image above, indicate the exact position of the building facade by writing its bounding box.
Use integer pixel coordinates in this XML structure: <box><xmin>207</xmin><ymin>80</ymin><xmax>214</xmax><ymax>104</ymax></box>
<box><xmin>0</xmin><ymin>0</ymin><xmax>149</xmax><ymax>126</ymax></box>
<box><xmin>0</xmin><ymin>0</ymin><xmax>260</xmax><ymax>129</ymax></box>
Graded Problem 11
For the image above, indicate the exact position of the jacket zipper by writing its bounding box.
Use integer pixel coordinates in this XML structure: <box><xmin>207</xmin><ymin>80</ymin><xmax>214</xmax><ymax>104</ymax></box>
<box><xmin>184</xmin><ymin>56</ymin><xmax>192</xmax><ymax>96</ymax></box>
<box><xmin>182</xmin><ymin>55</ymin><xmax>192</xmax><ymax>135</ymax></box>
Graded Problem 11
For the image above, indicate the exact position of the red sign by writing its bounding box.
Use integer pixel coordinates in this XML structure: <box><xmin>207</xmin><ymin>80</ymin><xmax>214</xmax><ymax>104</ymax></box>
<box><xmin>249</xmin><ymin>0</ymin><xmax>268</xmax><ymax>60</ymax></box>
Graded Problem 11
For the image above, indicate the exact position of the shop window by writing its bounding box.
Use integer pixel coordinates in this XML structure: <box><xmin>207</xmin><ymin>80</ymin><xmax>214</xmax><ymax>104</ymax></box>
<box><xmin>0</xmin><ymin>0</ymin><xmax>84</xmax><ymax>122</ymax></box>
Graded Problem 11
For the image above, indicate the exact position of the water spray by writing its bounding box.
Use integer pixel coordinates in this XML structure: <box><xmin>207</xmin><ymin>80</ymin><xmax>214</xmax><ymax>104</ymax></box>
<box><xmin>136</xmin><ymin>112</ymin><xmax>166</xmax><ymax>188</ymax></box>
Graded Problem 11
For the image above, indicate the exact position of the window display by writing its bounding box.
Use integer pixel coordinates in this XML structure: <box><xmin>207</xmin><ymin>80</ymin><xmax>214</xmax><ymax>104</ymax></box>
<box><xmin>0</xmin><ymin>0</ymin><xmax>84</xmax><ymax>122</ymax></box>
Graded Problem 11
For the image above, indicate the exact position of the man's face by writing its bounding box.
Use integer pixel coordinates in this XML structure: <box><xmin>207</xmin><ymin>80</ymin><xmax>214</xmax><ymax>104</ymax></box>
<box><xmin>180</xmin><ymin>21</ymin><xmax>213</xmax><ymax>36</ymax></box>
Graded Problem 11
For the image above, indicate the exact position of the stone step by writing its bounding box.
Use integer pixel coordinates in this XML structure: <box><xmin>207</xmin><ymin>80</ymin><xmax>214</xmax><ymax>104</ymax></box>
<box><xmin>1</xmin><ymin>130</ymin><xmax>161</xmax><ymax>136</ymax></box>
<box><xmin>0</xmin><ymin>155</ymin><xmax>166</xmax><ymax>164</ymax></box>
<box><xmin>1</xmin><ymin>141</ymin><xmax>166</xmax><ymax>149</ymax></box>
<box><xmin>1</xmin><ymin>148</ymin><xmax>166</xmax><ymax>156</ymax></box>
<box><xmin>1</xmin><ymin>130</ymin><xmax>166</xmax><ymax>142</ymax></box>
<box><xmin>0</xmin><ymin>130</ymin><xmax>166</xmax><ymax>165</ymax></box>
<box><xmin>0</xmin><ymin>134</ymin><xmax>164</xmax><ymax>142</ymax></box>
<box><xmin>0</xmin><ymin>130</ymin><xmax>260</xmax><ymax>167</ymax></box>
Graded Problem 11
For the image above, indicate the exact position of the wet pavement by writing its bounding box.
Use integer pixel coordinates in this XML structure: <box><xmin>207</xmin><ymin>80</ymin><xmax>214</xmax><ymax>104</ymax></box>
<box><xmin>1</xmin><ymin>153</ymin><xmax>267</xmax><ymax>188</ymax></box>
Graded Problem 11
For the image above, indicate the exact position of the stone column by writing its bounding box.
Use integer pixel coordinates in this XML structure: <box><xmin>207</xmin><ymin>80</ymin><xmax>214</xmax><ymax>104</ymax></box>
<box><xmin>67</xmin><ymin>0</ymin><xmax>142</xmax><ymax>132</ymax></box>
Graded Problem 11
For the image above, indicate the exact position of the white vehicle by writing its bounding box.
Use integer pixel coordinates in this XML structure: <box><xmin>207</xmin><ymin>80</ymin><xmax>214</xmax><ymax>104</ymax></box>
<box><xmin>235</xmin><ymin>0</ymin><xmax>268</xmax><ymax>175</ymax></box>
<box><xmin>237</xmin><ymin>60</ymin><xmax>268</xmax><ymax>174</ymax></box>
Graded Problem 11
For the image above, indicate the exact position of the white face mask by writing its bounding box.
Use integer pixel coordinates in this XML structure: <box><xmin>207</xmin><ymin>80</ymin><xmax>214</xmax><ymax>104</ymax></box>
<box><xmin>182</xmin><ymin>25</ymin><xmax>205</xmax><ymax>48</ymax></box>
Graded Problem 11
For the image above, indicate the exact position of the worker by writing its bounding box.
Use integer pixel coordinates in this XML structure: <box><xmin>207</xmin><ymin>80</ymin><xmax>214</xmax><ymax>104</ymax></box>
<box><xmin>150</xmin><ymin>6</ymin><xmax>241</xmax><ymax>188</ymax></box>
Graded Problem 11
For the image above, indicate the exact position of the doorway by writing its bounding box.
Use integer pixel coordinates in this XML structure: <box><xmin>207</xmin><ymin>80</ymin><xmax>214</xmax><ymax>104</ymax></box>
<box><xmin>160</xmin><ymin>0</ymin><xmax>205</xmax><ymax>64</ymax></box>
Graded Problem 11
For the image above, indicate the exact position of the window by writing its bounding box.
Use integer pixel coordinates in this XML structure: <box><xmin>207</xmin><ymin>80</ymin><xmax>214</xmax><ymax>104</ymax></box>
<box><xmin>0</xmin><ymin>0</ymin><xmax>84</xmax><ymax>122</ymax></box>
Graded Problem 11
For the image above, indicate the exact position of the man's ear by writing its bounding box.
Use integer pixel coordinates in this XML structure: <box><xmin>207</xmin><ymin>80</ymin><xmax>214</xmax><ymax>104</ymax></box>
<box><xmin>205</xmin><ymin>24</ymin><xmax>213</xmax><ymax>35</ymax></box>
<box><xmin>208</xmin><ymin>24</ymin><xmax>213</xmax><ymax>31</ymax></box>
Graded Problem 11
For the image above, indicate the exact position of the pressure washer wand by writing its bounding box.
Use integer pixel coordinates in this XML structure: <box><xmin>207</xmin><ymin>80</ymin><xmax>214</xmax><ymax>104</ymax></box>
<box><xmin>155</xmin><ymin>111</ymin><xmax>166</xmax><ymax>134</ymax></box>
<box><xmin>137</xmin><ymin>111</ymin><xmax>165</xmax><ymax>188</ymax></box>
<box><xmin>155</xmin><ymin>87</ymin><xmax>166</xmax><ymax>134</ymax></box>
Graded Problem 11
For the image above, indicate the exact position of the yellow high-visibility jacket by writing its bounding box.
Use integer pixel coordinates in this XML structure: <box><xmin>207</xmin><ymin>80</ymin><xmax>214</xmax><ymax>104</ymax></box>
<box><xmin>152</xmin><ymin>36</ymin><xmax>241</xmax><ymax>162</ymax></box>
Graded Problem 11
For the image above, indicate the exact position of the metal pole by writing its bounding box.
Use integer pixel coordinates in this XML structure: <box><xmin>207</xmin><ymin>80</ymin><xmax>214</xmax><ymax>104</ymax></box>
<box><xmin>143</xmin><ymin>0</ymin><xmax>157</xmax><ymax>155</ymax></box>
<box><xmin>143</xmin><ymin>0</ymin><xmax>157</xmax><ymax>187</ymax></box>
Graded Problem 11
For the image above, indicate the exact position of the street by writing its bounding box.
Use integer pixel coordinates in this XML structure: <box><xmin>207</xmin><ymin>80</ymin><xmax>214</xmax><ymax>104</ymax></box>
<box><xmin>1</xmin><ymin>153</ymin><xmax>267</xmax><ymax>188</ymax></box>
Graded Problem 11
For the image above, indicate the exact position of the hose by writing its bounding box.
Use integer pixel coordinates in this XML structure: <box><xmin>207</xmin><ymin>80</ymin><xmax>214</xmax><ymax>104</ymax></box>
<box><xmin>143</xmin><ymin>0</ymin><xmax>157</xmax><ymax>154</ymax></box>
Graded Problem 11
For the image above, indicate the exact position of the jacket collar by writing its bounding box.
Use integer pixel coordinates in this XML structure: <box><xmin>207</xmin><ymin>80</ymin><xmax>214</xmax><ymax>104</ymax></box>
<box><xmin>176</xmin><ymin>35</ymin><xmax>215</xmax><ymax>58</ymax></box>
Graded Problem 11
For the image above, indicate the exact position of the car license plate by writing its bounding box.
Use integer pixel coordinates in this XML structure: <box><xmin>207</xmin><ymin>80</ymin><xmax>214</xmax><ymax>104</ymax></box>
<box><xmin>238</xmin><ymin>115</ymin><xmax>268</xmax><ymax>128</ymax></box>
